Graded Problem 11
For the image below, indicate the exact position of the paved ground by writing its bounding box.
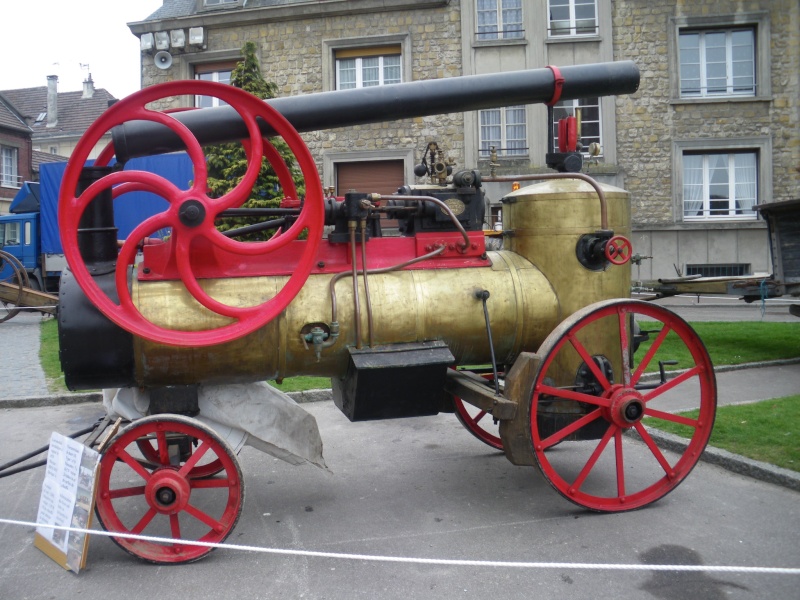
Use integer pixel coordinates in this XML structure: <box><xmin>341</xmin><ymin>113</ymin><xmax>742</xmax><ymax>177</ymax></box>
<box><xmin>0</xmin><ymin>297</ymin><xmax>797</xmax><ymax>598</ymax></box>
<box><xmin>0</xmin><ymin>312</ymin><xmax>50</xmax><ymax>400</ymax></box>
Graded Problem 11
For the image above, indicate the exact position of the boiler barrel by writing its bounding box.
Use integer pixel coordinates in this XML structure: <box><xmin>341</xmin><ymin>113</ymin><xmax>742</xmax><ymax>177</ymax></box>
<box><xmin>127</xmin><ymin>251</ymin><xmax>559</xmax><ymax>388</ymax></box>
<box><xmin>112</xmin><ymin>61</ymin><xmax>640</xmax><ymax>162</ymax></box>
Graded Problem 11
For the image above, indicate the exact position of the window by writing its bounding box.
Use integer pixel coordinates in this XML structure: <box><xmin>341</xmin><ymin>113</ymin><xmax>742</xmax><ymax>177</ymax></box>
<box><xmin>479</xmin><ymin>106</ymin><xmax>527</xmax><ymax>157</ymax></box>
<box><xmin>548</xmin><ymin>0</ymin><xmax>598</xmax><ymax>37</ymax></box>
<box><xmin>194</xmin><ymin>62</ymin><xmax>235</xmax><ymax>108</ymax></box>
<box><xmin>2</xmin><ymin>222</ymin><xmax>20</xmax><ymax>245</ymax></box>
<box><xmin>551</xmin><ymin>97</ymin><xmax>601</xmax><ymax>155</ymax></box>
<box><xmin>24</xmin><ymin>222</ymin><xmax>32</xmax><ymax>245</ymax></box>
<box><xmin>1</xmin><ymin>146</ymin><xmax>20</xmax><ymax>188</ymax></box>
<box><xmin>204</xmin><ymin>0</ymin><xmax>236</xmax><ymax>5</ymax></box>
<box><xmin>679</xmin><ymin>28</ymin><xmax>755</xmax><ymax>97</ymax></box>
<box><xmin>335</xmin><ymin>47</ymin><xmax>402</xmax><ymax>90</ymax></box>
<box><xmin>477</xmin><ymin>0</ymin><xmax>524</xmax><ymax>40</ymax></box>
<box><xmin>49</xmin><ymin>146</ymin><xmax>59</xmax><ymax>155</ymax></box>
<box><xmin>682</xmin><ymin>152</ymin><xmax>757</xmax><ymax>220</ymax></box>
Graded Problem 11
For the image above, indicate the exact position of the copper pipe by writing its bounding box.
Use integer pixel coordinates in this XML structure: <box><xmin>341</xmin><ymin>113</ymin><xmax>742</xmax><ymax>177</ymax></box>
<box><xmin>349</xmin><ymin>222</ymin><xmax>362</xmax><ymax>349</ymax></box>
<box><xmin>360</xmin><ymin>221</ymin><xmax>375</xmax><ymax>348</ymax></box>
<box><xmin>482</xmin><ymin>172</ymin><xmax>609</xmax><ymax>230</ymax></box>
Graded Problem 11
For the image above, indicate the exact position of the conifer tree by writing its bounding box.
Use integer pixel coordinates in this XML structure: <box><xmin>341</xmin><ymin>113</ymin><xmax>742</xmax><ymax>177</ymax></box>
<box><xmin>206</xmin><ymin>41</ymin><xmax>304</xmax><ymax>240</ymax></box>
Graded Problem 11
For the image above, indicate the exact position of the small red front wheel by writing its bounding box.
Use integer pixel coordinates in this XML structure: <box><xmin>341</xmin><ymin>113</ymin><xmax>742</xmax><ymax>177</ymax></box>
<box><xmin>604</xmin><ymin>235</ymin><xmax>632</xmax><ymax>266</ymax></box>
<box><xmin>95</xmin><ymin>415</ymin><xmax>244</xmax><ymax>564</ymax></box>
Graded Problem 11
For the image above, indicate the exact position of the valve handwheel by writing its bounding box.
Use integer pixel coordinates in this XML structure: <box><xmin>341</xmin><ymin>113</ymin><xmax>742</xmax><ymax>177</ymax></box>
<box><xmin>58</xmin><ymin>81</ymin><xmax>324</xmax><ymax>347</ymax></box>
<box><xmin>604</xmin><ymin>235</ymin><xmax>632</xmax><ymax>266</ymax></box>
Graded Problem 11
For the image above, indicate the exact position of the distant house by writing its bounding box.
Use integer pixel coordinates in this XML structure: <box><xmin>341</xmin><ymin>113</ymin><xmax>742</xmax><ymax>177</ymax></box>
<box><xmin>0</xmin><ymin>93</ymin><xmax>32</xmax><ymax>214</ymax></box>
<box><xmin>0</xmin><ymin>75</ymin><xmax>116</xmax><ymax>162</ymax></box>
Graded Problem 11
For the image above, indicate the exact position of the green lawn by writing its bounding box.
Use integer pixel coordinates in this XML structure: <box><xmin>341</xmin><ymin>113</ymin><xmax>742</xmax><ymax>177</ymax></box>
<box><xmin>636</xmin><ymin>320</ymin><xmax>800</xmax><ymax>371</ymax></box>
<box><xmin>645</xmin><ymin>395</ymin><xmax>800</xmax><ymax>472</ymax></box>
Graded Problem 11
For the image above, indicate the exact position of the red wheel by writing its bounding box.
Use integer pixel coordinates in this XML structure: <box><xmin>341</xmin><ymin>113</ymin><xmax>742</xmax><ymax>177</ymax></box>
<box><xmin>95</xmin><ymin>415</ymin><xmax>244</xmax><ymax>563</ymax></box>
<box><xmin>0</xmin><ymin>250</ymin><xmax>30</xmax><ymax>323</ymax></box>
<box><xmin>58</xmin><ymin>80</ymin><xmax>324</xmax><ymax>347</ymax></box>
<box><xmin>453</xmin><ymin>373</ymin><xmax>503</xmax><ymax>450</ymax></box>
<box><xmin>605</xmin><ymin>235</ymin><xmax>632</xmax><ymax>266</ymax></box>
<box><xmin>530</xmin><ymin>299</ymin><xmax>716</xmax><ymax>512</ymax></box>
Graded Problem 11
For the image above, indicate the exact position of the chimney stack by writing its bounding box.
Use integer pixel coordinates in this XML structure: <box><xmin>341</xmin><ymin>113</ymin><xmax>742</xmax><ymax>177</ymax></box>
<box><xmin>82</xmin><ymin>73</ymin><xmax>95</xmax><ymax>99</ymax></box>
<box><xmin>46</xmin><ymin>75</ymin><xmax>58</xmax><ymax>128</ymax></box>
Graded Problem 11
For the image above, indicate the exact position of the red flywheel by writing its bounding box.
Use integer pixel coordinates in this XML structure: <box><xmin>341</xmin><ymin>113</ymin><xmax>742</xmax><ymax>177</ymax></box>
<box><xmin>58</xmin><ymin>80</ymin><xmax>324</xmax><ymax>347</ymax></box>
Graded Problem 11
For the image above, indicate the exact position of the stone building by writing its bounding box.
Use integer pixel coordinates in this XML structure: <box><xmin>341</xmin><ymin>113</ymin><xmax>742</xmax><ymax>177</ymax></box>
<box><xmin>0</xmin><ymin>95</ymin><xmax>33</xmax><ymax>214</ymax></box>
<box><xmin>129</xmin><ymin>0</ymin><xmax>465</xmax><ymax>198</ymax></box>
<box><xmin>614</xmin><ymin>0</ymin><xmax>799</xmax><ymax>281</ymax></box>
<box><xmin>129</xmin><ymin>0</ymin><xmax>798</xmax><ymax>280</ymax></box>
<box><xmin>0</xmin><ymin>75</ymin><xmax>116</xmax><ymax>162</ymax></box>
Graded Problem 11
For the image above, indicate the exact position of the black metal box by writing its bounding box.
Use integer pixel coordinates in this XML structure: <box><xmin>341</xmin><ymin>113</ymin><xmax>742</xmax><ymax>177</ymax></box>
<box><xmin>331</xmin><ymin>341</ymin><xmax>455</xmax><ymax>421</ymax></box>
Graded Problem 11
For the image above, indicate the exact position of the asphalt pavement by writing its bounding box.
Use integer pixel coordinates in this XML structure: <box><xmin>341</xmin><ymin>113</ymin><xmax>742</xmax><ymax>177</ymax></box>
<box><xmin>0</xmin><ymin>299</ymin><xmax>798</xmax><ymax>598</ymax></box>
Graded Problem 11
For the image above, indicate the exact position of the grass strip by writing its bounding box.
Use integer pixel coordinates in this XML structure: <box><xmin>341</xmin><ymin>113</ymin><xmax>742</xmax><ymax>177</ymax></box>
<box><xmin>637</xmin><ymin>320</ymin><xmax>799</xmax><ymax>371</ymax></box>
<box><xmin>644</xmin><ymin>395</ymin><xmax>800</xmax><ymax>472</ymax></box>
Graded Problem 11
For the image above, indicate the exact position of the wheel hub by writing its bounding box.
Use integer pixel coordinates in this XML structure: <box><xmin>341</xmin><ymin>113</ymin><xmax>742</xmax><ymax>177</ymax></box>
<box><xmin>606</xmin><ymin>384</ymin><xmax>646</xmax><ymax>428</ymax></box>
<box><xmin>145</xmin><ymin>468</ymin><xmax>191</xmax><ymax>515</ymax></box>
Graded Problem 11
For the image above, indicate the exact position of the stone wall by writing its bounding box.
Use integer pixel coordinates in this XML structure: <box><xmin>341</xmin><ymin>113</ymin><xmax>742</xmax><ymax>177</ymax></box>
<box><xmin>140</xmin><ymin>1</ymin><xmax>465</xmax><ymax>176</ymax></box>
<box><xmin>613</xmin><ymin>0</ymin><xmax>800</xmax><ymax>228</ymax></box>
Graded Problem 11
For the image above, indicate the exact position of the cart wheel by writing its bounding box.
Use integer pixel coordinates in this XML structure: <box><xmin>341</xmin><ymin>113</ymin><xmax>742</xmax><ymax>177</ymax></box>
<box><xmin>453</xmin><ymin>373</ymin><xmax>503</xmax><ymax>450</ymax></box>
<box><xmin>529</xmin><ymin>299</ymin><xmax>716</xmax><ymax>512</ymax></box>
<box><xmin>0</xmin><ymin>250</ymin><xmax>30</xmax><ymax>323</ymax></box>
<box><xmin>95</xmin><ymin>415</ymin><xmax>244</xmax><ymax>563</ymax></box>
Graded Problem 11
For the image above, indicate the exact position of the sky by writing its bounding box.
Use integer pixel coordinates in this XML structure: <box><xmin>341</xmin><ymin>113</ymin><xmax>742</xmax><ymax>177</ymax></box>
<box><xmin>1</xmin><ymin>0</ymin><xmax>164</xmax><ymax>99</ymax></box>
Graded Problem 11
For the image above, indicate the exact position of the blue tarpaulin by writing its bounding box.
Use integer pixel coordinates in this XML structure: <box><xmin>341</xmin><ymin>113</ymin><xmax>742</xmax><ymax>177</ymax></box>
<box><xmin>39</xmin><ymin>153</ymin><xmax>195</xmax><ymax>255</ymax></box>
<box><xmin>9</xmin><ymin>182</ymin><xmax>41</xmax><ymax>213</ymax></box>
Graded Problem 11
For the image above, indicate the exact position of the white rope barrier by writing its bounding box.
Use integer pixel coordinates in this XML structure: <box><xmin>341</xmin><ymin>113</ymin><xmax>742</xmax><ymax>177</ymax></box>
<box><xmin>2</xmin><ymin>517</ymin><xmax>798</xmax><ymax>575</ymax></box>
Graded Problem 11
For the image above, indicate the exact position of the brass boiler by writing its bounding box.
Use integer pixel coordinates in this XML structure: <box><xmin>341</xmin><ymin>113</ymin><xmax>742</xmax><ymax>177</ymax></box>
<box><xmin>131</xmin><ymin>178</ymin><xmax>630</xmax><ymax>388</ymax></box>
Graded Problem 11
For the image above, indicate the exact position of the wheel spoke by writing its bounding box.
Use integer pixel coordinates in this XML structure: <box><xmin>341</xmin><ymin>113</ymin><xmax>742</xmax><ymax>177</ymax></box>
<box><xmin>617</xmin><ymin>308</ymin><xmax>632</xmax><ymax>386</ymax></box>
<box><xmin>539</xmin><ymin>407</ymin><xmax>604</xmax><ymax>449</ymax></box>
<box><xmin>538</xmin><ymin>383</ymin><xmax>611</xmax><ymax>408</ymax></box>
<box><xmin>614</xmin><ymin>429</ymin><xmax>625</xmax><ymax>498</ymax></box>
<box><xmin>183</xmin><ymin>502</ymin><xmax>225</xmax><ymax>531</ymax></box>
<box><xmin>190</xmin><ymin>477</ymin><xmax>234</xmax><ymax>489</ymax></box>
<box><xmin>634</xmin><ymin>422</ymin><xmax>675</xmax><ymax>477</ymax></box>
<box><xmin>116</xmin><ymin>448</ymin><xmax>153</xmax><ymax>482</ymax></box>
<box><xmin>170</xmin><ymin>514</ymin><xmax>182</xmax><ymax>540</ymax></box>
<box><xmin>631</xmin><ymin>325</ymin><xmax>672</xmax><ymax>386</ymax></box>
<box><xmin>131</xmin><ymin>507</ymin><xmax>158</xmax><ymax>535</ymax></box>
<box><xmin>645</xmin><ymin>407</ymin><xmax>699</xmax><ymax>429</ymax></box>
<box><xmin>567</xmin><ymin>333</ymin><xmax>612</xmax><ymax>391</ymax></box>
<box><xmin>156</xmin><ymin>431</ymin><xmax>169</xmax><ymax>465</ymax></box>
<box><xmin>570</xmin><ymin>424</ymin><xmax>616</xmax><ymax>492</ymax></box>
<box><xmin>470</xmin><ymin>410</ymin><xmax>489</xmax><ymax>426</ymax></box>
<box><xmin>178</xmin><ymin>440</ymin><xmax>212</xmax><ymax>477</ymax></box>
<box><xmin>108</xmin><ymin>485</ymin><xmax>146</xmax><ymax>499</ymax></box>
<box><xmin>643</xmin><ymin>365</ymin><xmax>702</xmax><ymax>402</ymax></box>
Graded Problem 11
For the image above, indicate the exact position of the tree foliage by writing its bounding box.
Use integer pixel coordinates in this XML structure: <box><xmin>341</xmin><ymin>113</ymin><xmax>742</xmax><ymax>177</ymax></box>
<box><xmin>206</xmin><ymin>41</ymin><xmax>304</xmax><ymax>240</ymax></box>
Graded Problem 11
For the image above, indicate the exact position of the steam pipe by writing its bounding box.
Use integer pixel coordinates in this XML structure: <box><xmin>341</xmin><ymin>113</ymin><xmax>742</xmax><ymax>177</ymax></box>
<box><xmin>111</xmin><ymin>61</ymin><xmax>639</xmax><ymax>162</ymax></box>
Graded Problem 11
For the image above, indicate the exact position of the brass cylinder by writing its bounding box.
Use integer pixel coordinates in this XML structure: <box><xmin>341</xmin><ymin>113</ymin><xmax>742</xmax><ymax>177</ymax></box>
<box><xmin>503</xmin><ymin>178</ymin><xmax>632</xmax><ymax>389</ymax></box>
<box><xmin>132</xmin><ymin>250</ymin><xmax>559</xmax><ymax>387</ymax></box>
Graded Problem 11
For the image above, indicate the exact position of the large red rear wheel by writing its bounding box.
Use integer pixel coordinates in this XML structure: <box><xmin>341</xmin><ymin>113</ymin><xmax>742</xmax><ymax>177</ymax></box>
<box><xmin>58</xmin><ymin>80</ymin><xmax>324</xmax><ymax>347</ymax></box>
<box><xmin>529</xmin><ymin>299</ymin><xmax>716</xmax><ymax>512</ymax></box>
<box><xmin>95</xmin><ymin>415</ymin><xmax>244</xmax><ymax>563</ymax></box>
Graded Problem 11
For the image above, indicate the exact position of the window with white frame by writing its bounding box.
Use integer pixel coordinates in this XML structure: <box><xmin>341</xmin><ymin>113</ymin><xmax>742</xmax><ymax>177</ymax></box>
<box><xmin>479</xmin><ymin>106</ymin><xmax>527</xmax><ymax>157</ymax></box>
<box><xmin>477</xmin><ymin>0</ymin><xmax>524</xmax><ymax>40</ymax></box>
<box><xmin>335</xmin><ymin>46</ymin><xmax>402</xmax><ymax>90</ymax></box>
<box><xmin>548</xmin><ymin>0</ymin><xmax>598</xmax><ymax>37</ymax></box>
<box><xmin>1</xmin><ymin>146</ymin><xmax>20</xmax><ymax>188</ymax></box>
<box><xmin>682</xmin><ymin>151</ymin><xmax>757</xmax><ymax>220</ymax></box>
<box><xmin>204</xmin><ymin>0</ymin><xmax>237</xmax><ymax>6</ymax></box>
<box><xmin>551</xmin><ymin>97</ymin><xmax>601</xmax><ymax>155</ymax></box>
<box><xmin>679</xmin><ymin>28</ymin><xmax>755</xmax><ymax>98</ymax></box>
<box><xmin>194</xmin><ymin>63</ymin><xmax>235</xmax><ymax>108</ymax></box>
